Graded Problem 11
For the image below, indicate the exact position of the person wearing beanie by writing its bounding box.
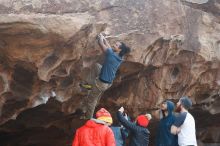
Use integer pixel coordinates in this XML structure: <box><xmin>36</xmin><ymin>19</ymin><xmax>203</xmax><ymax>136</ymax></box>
<box><xmin>117</xmin><ymin>107</ymin><xmax>150</xmax><ymax>146</ymax></box>
<box><xmin>96</xmin><ymin>108</ymin><xmax>113</xmax><ymax>125</ymax></box>
<box><xmin>72</xmin><ymin>108</ymin><xmax>116</xmax><ymax>146</ymax></box>
<box><xmin>156</xmin><ymin>100</ymin><xmax>178</xmax><ymax>146</ymax></box>
<box><xmin>171</xmin><ymin>96</ymin><xmax>197</xmax><ymax>146</ymax></box>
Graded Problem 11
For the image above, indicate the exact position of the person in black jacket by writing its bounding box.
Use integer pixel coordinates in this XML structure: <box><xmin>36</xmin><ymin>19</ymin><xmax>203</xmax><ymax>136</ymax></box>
<box><xmin>117</xmin><ymin>107</ymin><xmax>150</xmax><ymax>146</ymax></box>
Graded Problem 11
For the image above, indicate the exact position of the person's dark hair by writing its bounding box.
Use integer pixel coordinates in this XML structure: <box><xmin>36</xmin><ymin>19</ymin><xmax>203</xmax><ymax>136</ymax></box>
<box><xmin>119</xmin><ymin>42</ymin><xmax>131</xmax><ymax>57</ymax></box>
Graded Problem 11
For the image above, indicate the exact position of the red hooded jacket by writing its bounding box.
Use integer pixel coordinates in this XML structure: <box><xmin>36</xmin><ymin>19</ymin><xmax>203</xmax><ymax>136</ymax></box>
<box><xmin>72</xmin><ymin>119</ymin><xmax>116</xmax><ymax>146</ymax></box>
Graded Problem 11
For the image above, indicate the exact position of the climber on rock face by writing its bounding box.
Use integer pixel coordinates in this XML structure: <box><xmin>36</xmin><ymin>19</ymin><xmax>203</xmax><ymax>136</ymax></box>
<box><xmin>95</xmin><ymin>33</ymin><xmax>131</xmax><ymax>85</ymax></box>
<box><xmin>81</xmin><ymin>33</ymin><xmax>131</xmax><ymax>119</ymax></box>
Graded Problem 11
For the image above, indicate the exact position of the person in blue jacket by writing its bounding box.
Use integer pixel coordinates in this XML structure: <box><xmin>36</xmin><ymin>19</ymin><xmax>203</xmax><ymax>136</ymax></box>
<box><xmin>117</xmin><ymin>107</ymin><xmax>150</xmax><ymax>146</ymax></box>
<box><xmin>156</xmin><ymin>100</ymin><xmax>178</xmax><ymax>146</ymax></box>
<box><xmin>111</xmin><ymin>113</ymin><xmax>130</xmax><ymax>146</ymax></box>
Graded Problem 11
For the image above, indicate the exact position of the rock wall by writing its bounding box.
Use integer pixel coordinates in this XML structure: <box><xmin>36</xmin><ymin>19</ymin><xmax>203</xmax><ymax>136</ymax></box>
<box><xmin>0</xmin><ymin>0</ymin><xmax>220</xmax><ymax>145</ymax></box>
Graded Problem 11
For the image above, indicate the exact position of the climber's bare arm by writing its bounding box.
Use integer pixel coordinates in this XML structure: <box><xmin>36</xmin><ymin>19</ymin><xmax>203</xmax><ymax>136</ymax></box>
<box><xmin>97</xmin><ymin>34</ymin><xmax>111</xmax><ymax>52</ymax></box>
<box><xmin>103</xmin><ymin>37</ymin><xmax>111</xmax><ymax>49</ymax></box>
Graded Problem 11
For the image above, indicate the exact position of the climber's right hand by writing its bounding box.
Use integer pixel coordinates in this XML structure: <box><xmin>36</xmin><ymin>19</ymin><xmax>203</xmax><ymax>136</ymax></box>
<box><xmin>97</xmin><ymin>33</ymin><xmax>105</xmax><ymax>40</ymax></box>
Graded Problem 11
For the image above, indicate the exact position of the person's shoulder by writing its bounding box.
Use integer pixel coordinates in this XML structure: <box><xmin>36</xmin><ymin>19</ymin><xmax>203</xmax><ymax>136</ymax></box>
<box><xmin>173</xmin><ymin>112</ymin><xmax>187</xmax><ymax>127</ymax></box>
<box><xmin>105</xmin><ymin>48</ymin><xmax>113</xmax><ymax>53</ymax></box>
<box><xmin>76</xmin><ymin>124</ymin><xmax>88</xmax><ymax>133</ymax></box>
<box><xmin>186</xmin><ymin>112</ymin><xmax>195</xmax><ymax>120</ymax></box>
<box><xmin>137</xmin><ymin>127</ymin><xmax>150</xmax><ymax>135</ymax></box>
<box><xmin>135</xmin><ymin>125</ymin><xmax>148</xmax><ymax>132</ymax></box>
<box><xmin>111</xmin><ymin>126</ymin><xmax>121</xmax><ymax>130</ymax></box>
<box><xmin>175</xmin><ymin>112</ymin><xmax>187</xmax><ymax>121</ymax></box>
<box><xmin>104</xmin><ymin>47</ymin><xmax>115</xmax><ymax>54</ymax></box>
<box><xmin>175</xmin><ymin>111</ymin><xmax>186</xmax><ymax>117</ymax></box>
<box><xmin>95</xmin><ymin>123</ymin><xmax>109</xmax><ymax>131</ymax></box>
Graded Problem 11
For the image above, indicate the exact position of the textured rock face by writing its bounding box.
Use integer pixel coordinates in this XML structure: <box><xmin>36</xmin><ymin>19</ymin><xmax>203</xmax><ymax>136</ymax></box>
<box><xmin>0</xmin><ymin>0</ymin><xmax>220</xmax><ymax>145</ymax></box>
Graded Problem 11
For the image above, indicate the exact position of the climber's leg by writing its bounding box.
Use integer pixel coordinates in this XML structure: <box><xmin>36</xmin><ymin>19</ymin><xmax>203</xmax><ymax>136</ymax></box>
<box><xmin>80</xmin><ymin>63</ymin><xmax>102</xmax><ymax>90</ymax></box>
<box><xmin>83</xmin><ymin>78</ymin><xmax>112</xmax><ymax>119</ymax></box>
<box><xmin>84</xmin><ymin>83</ymin><xmax>103</xmax><ymax>119</ymax></box>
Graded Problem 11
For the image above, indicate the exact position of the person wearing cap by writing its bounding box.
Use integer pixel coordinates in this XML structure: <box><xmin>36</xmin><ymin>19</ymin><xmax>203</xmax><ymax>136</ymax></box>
<box><xmin>171</xmin><ymin>96</ymin><xmax>197</xmax><ymax>146</ymax></box>
<box><xmin>156</xmin><ymin>100</ymin><xmax>178</xmax><ymax>146</ymax></box>
<box><xmin>117</xmin><ymin>107</ymin><xmax>150</xmax><ymax>146</ymax></box>
<box><xmin>72</xmin><ymin>108</ymin><xmax>116</xmax><ymax>146</ymax></box>
<box><xmin>81</xmin><ymin>33</ymin><xmax>131</xmax><ymax>119</ymax></box>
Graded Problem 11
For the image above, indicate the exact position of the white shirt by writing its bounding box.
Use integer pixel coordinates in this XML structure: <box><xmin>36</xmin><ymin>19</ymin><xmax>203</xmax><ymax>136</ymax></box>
<box><xmin>178</xmin><ymin>112</ymin><xmax>197</xmax><ymax>146</ymax></box>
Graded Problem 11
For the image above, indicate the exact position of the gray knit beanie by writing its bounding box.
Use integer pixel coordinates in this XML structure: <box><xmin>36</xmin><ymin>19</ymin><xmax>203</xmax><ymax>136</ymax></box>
<box><xmin>180</xmin><ymin>96</ymin><xmax>192</xmax><ymax>109</ymax></box>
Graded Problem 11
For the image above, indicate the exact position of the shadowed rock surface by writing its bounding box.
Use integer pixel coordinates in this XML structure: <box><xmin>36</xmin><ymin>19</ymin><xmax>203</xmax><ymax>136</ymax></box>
<box><xmin>0</xmin><ymin>0</ymin><xmax>220</xmax><ymax>146</ymax></box>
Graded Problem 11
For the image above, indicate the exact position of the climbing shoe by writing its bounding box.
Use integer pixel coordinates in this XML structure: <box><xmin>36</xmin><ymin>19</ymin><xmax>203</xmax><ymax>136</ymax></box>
<box><xmin>80</xmin><ymin>83</ymin><xmax>93</xmax><ymax>90</ymax></box>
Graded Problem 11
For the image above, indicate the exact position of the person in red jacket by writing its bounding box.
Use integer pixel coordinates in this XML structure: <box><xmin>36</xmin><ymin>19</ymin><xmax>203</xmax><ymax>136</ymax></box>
<box><xmin>72</xmin><ymin>108</ymin><xmax>116</xmax><ymax>146</ymax></box>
